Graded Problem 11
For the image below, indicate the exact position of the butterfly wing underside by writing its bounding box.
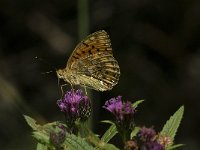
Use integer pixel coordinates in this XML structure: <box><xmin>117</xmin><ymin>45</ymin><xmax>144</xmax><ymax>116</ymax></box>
<box><xmin>71</xmin><ymin>52</ymin><xmax>120</xmax><ymax>91</ymax></box>
<box><xmin>66</xmin><ymin>30</ymin><xmax>113</xmax><ymax>68</ymax></box>
<box><xmin>60</xmin><ymin>30</ymin><xmax>120</xmax><ymax>91</ymax></box>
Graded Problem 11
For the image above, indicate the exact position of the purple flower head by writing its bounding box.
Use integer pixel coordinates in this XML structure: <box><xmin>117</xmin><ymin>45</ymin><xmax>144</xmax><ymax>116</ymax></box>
<box><xmin>57</xmin><ymin>89</ymin><xmax>91</xmax><ymax>124</ymax></box>
<box><xmin>103</xmin><ymin>96</ymin><xmax>135</xmax><ymax>126</ymax></box>
<box><xmin>138</xmin><ymin>127</ymin><xmax>156</xmax><ymax>142</ymax></box>
<box><xmin>138</xmin><ymin>127</ymin><xmax>165</xmax><ymax>150</ymax></box>
<box><xmin>141</xmin><ymin>141</ymin><xmax>165</xmax><ymax>150</ymax></box>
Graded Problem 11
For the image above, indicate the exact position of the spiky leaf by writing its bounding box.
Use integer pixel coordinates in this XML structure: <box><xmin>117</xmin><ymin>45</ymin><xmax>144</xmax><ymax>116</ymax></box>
<box><xmin>101</xmin><ymin>124</ymin><xmax>118</xmax><ymax>143</ymax></box>
<box><xmin>101</xmin><ymin>120</ymin><xmax>115</xmax><ymax>125</ymax></box>
<box><xmin>64</xmin><ymin>134</ymin><xmax>95</xmax><ymax>150</ymax></box>
<box><xmin>101</xmin><ymin>143</ymin><xmax>120</xmax><ymax>150</ymax></box>
<box><xmin>130</xmin><ymin>127</ymin><xmax>140</xmax><ymax>139</ymax></box>
<box><xmin>36</xmin><ymin>143</ymin><xmax>48</xmax><ymax>150</ymax></box>
<box><xmin>33</xmin><ymin>131</ymin><xmax>50</xmax><ymax>145</ymax></box>
<box><xmin>160</xmin><ymin>106</ymin><xmax>184</xmax><ymax>143</ymax></box>
<box><xmin>167</xmin><ymin>144</ymin><xmax>185</xmax><ymax>150</ymax></box>
<box><xmin>24</xmin><ymin>115</ymin><xmax>39</xmax><ymax>130</ymax></box>
<box><xmin>132</xmin><ymin>100</ymin><xmax>144</xmax><ymax>108</ymax></box>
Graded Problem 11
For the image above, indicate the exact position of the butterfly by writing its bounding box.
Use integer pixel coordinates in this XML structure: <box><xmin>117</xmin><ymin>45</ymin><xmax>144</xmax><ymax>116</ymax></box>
<box><xmin>56</xmin><ymin>30</ymin><xmax>120</xmax><ymax>91</ymax></box>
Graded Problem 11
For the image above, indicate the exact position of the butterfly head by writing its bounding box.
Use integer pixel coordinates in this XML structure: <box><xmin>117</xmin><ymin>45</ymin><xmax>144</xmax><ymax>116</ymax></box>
<box><xmin>56</xmin><ymin>69</ymin><xmax>65</xmax><ymax>79</ymax></box>
<box><xmin>56</xmin><ymin>68</ymin><xmax>76</xmax><ymax>85</ymax></box>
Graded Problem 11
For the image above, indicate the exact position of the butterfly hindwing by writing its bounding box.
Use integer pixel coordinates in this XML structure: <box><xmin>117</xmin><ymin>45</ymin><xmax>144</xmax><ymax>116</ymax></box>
<box><xmin>70</xmin><ymin>52</ymin><xmax>120</xmax><ymax>91</ymax></box>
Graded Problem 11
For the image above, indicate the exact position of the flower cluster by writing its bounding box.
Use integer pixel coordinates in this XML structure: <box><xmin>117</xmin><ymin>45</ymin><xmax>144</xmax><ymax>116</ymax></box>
<box><xmin>57</xmin><ymin>89</ymin><xmax>91</xmax><ymax>128</ymax></box>
<box><xmin>138</xmin><ymin>127</ymin><xmax>156</xmax><ymax>142</ymax></box>
<box><xmin>138</xmin><ymin>127</ymin><xmax>166</xmax><ymax>150</ymax></box>
<box><xmin>103</xmin><ymin>96</ymin><xmax>136</xmax><ymax>142</ymax></box>
<box><xmin>103</xmin><ymin>96</ymin><xmax>135</xmax><ymax>127</ymax></box>
<box><xmin>103</xmin><ymin>96</ymin><xmax>135</xmax><ymax>122</ymax></box>
<box><xmin>53</xmin><ymin>89</ymin><xmax>180</xmax><ymax>150</ymax></box>
<box><xmin>103</xmin><ymin>96</ymin><xmax>172</xmax><ymax>150</ymax></box>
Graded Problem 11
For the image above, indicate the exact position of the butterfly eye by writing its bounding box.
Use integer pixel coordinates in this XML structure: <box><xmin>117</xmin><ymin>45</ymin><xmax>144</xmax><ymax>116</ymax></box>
<box><xmin>56</xmin><ymin>70</ymin><xmax>63</xmax><ymax>78</ymax></box>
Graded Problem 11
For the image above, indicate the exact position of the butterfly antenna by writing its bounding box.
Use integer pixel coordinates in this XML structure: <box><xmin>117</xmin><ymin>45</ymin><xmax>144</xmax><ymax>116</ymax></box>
<box><xmin>41</xmin><ymin>71</ymin><xmax>53</xmax><ymax>75</ymax></box>
<box><xmin>35</xmin><ymin>56</ymin><xmax>57</xmax><ymax>74</ymax></box>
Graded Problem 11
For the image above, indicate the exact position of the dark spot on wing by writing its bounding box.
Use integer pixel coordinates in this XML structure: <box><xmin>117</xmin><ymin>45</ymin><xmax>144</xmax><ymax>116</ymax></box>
<box><xmin>73</xmin><ymin>55</ymin><xmax>79</xmax><ymax>59</ymax></box>
<box><xmin>82</xmin><ymin>42</ymin><xmax>89</xmax><ymax>47</ymax></box>
<box><xmin>88</xmin><ymin>50</ymin><xmax>93</xmax><ymax>55</ymax></box>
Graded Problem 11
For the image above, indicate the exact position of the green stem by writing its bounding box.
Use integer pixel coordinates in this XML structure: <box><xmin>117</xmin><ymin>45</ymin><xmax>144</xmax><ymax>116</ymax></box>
<box><xmin>77</xmin><ymin>0</ymin><xmax>94</xmax><ymax>131</ymax></box>
<box><xmin>117</xmin><ymin>125</ymin><xmax>129</xmax><ymax>144</ymax></box>
<box><xmin>77</xmin><ymin>0</ymin><xmax>89</xmax><ymax>40</ymax></box>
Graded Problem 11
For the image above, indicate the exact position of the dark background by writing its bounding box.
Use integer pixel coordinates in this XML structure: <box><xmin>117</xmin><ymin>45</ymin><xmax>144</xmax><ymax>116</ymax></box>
<box><xmin>0</xmin><ymin>0</ymin><xmax>200</xmax><ymax>149</ymax></box>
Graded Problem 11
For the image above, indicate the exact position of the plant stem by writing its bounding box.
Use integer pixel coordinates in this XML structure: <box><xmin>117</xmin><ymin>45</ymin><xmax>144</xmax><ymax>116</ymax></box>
<box><xmin>77</xmin><ymin>0</ymin><xmax>89</xmax><ymax>40</ymax></box>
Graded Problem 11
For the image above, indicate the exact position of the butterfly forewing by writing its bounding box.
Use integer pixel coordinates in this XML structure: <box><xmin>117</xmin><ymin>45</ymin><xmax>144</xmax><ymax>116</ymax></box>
<box><xmin>57</xmin><ymin>30</ymin><xmax>120</xmax><ymax>91</ymax></box>
<box><xmin>67</xmin><ymin>30</ymin><xmax>113</xmax><ymax>68</ymax></box>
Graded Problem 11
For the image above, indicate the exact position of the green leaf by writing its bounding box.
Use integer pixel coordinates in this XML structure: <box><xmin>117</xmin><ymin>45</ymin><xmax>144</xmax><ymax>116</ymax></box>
<box><xmin>132</xmin><ymin>100</ymin><xmax>144</xmax><ymax>108</ymax></box>
<box><xmin>36</xmin><ymin>143</ymin><xmax>48</xmax><ymax>150</ymax></box>
<box><xmin>167</xmin><ymin>144</ymin><xmax>185</xmax><ymax>150</ymax></box>
<box><xmin>24</xmin><ymin>115</ymin><xmax>39</xmax><ymax>130</ymax></box>
<box><xmin>101</xmin><ymin>143</ymin><xmax>120</xmax><ymax>150</ymax></box>
<box><xmin>101</xmin><ymin>124</ymin><xmax>118</xmax><ymax>143</ymax></box>
<box><xmin>64</xmin><ymin>134</ymin><xmax>95</xmax><ymax>150</ymax></box>
<box><xmin>101</xmin><ymin>120</ymin><xmax>115</xmax><ymax>125</ymax></box>
<box><xmin>130</xmin><ymin>127</ymin><xmax>140</xmax><ymax>139</ymax></box>
<box><xmin>42</xmin><ymin>121</ymin><xmax>64</xmax><ymax>134</ymax></box>
<box><xmin>77</xmin><ymin>122</ymin><xmax>99</xmax><ymax>139</ymax></box>
<box><xmin>33</xmin><ymin>131</ymin><xmax>50</xmax><ymax>145</ymax></box>
<box><xmin>160</xmin><ymin>106</ymin><xmax>184</xmax><ymax>143</ymax></box>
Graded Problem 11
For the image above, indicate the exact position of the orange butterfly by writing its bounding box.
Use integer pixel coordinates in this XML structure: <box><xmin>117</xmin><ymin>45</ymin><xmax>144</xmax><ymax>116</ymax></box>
<box><xmin>56</xmin><ymin>30</ymin><xmax>120</xmax><ymax>91</ymax></box>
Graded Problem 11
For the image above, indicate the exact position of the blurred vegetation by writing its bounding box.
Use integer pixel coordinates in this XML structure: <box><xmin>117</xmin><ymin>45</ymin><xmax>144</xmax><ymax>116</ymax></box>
<box><xmin>0</xmin><ymin>0</ymin><xmax>200</xmax><ymax>149</ymax></box>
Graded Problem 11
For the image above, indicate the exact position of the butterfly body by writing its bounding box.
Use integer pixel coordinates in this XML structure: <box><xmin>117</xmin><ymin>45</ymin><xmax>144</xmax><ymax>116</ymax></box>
<box><xmin>56</xmin><ymin>30</ymin><xmax>120</xmax><ymax>91</ymax></box>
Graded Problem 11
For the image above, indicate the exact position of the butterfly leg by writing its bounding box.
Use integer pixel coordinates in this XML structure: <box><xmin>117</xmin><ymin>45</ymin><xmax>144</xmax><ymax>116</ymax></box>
<box><xmin>60</xmin><ymin>84</ymin><xmax>68</xmax><ymax>97</ymax></box>
<box><xmin>70</xmin><ymin>83</ymin><xmax>74</xmax><ymax>91</ymax></box>
<box><xmin>84</xmin><ymin>86</ymin><xmax>88</xmax><ymax>95</ymax></box>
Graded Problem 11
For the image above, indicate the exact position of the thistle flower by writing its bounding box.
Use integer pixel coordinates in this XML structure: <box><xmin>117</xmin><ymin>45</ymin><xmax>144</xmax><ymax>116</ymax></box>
<box><xmin>57</xmin><ymin>89</ymin><xmax>91</xmax><ymax>127</ymax></box>
<box><xmin>138</xmin><ymin>127</ymin><xmax>156</xmax><ymax>142</ymax></box>
<box><xmin>103</xmin><ymin>96</ymin><xmax>135</xmax><ymax>126</ymax></box>
<box><xmin>103</xmin><ymin>96</ymin><xmax>135</xmax><ymax>142</ymax></box>
<box><xmin>138</xmin><ymin>127</ymin><xmax>165</xmax><ymax>150</ymax></box>
<box><xmin>141</xmin><ymin>141</ymin><xmax>165</xmax><ymax>150</ymax></box>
